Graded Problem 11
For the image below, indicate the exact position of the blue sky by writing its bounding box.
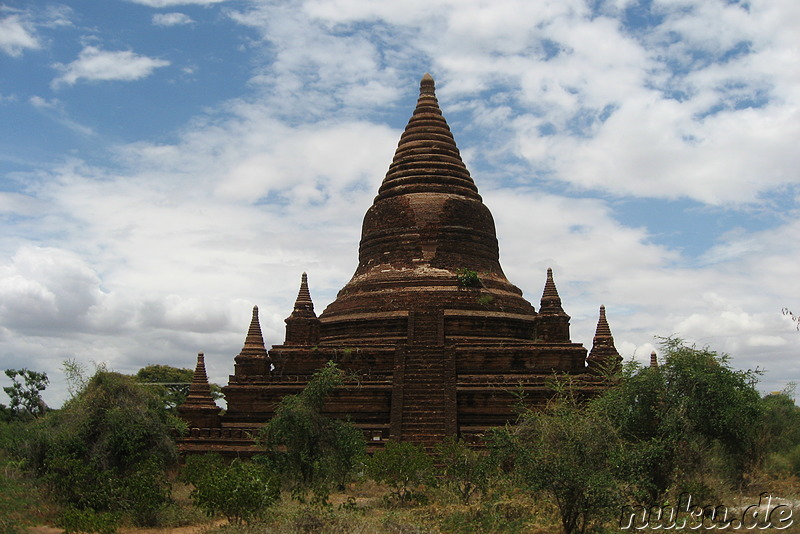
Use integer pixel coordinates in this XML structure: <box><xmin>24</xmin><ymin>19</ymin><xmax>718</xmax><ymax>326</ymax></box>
<box><xmin>1</xmin><ymin>0</ymin><xmax>799</xmax><ymax>407</ymax></box>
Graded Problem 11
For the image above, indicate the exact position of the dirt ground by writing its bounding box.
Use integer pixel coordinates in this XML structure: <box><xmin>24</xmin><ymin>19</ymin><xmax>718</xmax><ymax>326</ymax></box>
<box><xmin>26</xmin><ymin>519</ymin><xmax>228</xmax><ymax>534</ymax></box>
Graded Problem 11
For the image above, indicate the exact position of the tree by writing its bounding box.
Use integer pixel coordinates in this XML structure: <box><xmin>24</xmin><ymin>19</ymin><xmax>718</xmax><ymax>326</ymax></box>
<box><xmin>595</xmin><ymin>336</ymin><xmax>764</xmax><ymax>499</ymax></box>
<box><xmin>24</xmin><ymin>371</ymin><xmax>181</xmax><ymax>526</ymax></box>
<box><xmin>259</xmin><ymin>361</ymin><xmax>365</xmax><ymax>503</ymax></box>
<box><xmin>760</xmin><ymin>386</ymin><xmax>800</xmax><ymax>477</ymax></box>
<box><xmin>62</xmin><ymin>358</ymin><xmax>90</xmax><ymax>400</ymax></box>
<box><xmin>367</xmin><ymin>441</ymin><xmax>434</xmax><ymax>504</ymax></box>
<box><xmin>782</xmin><ymin>307</ymin><xmax>799</xmax><ymax>330</ymax></box>
<box><xmin>3</xmin><ymin>368</ymin><xmax>48</xmax><ymax>419</ymax></box>
<box><xmin>135</xmin><ymin>364</ymin><xmax>222</xmax><ymax>412</ymax></box>
<box><xmin>491</xmin><ymin>380</ymin><xmax>626</xmax><ymax>534</ymax></box>
<box><xmin>434</xmin><ymin>436</ymin><xmax>494</xmax><ymax>505</ymax></box>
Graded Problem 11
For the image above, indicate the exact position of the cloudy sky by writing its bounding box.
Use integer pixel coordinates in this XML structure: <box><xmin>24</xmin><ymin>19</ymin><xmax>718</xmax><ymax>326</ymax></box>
<box><xmin>1</xmin><ymin>0</ymin><xmax>798</xmax><ymax>408</ymax></box>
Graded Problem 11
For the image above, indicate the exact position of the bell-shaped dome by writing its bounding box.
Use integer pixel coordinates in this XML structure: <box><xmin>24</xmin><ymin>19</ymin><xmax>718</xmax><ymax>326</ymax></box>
<box><xmin>319</xmin><ymin>74</ymin><xmax>535</xmax><ymax>343</ymax></box>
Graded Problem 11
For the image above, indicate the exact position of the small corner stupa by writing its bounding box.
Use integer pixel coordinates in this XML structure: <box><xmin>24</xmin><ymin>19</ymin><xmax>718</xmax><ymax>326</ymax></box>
<box><xmin>179</xmin><ymin>74</ymin><xmax>621</xmax><ymax>454</ymax></box>
<box><xmin>177</xmin><ymin>353</ymin><xmax>221</xmax><ymax>429</ymax></box>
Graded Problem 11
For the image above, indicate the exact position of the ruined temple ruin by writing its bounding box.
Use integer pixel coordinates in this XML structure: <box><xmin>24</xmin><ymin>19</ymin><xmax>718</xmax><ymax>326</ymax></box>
<box><xmin>178</xmin><ymin>74</ymin><xmax>621</xmax><ymax>455</ymax></box>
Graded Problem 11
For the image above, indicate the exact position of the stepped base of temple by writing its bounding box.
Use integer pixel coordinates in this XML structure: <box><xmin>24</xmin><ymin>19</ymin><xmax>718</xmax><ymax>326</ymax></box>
<box><xmin>180</xmin><ymin>335</ymin><xmax>605</xmax><ymax>456</ymax></box>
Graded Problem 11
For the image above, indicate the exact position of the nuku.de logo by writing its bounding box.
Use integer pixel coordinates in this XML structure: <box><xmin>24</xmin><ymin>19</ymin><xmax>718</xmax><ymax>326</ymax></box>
<box><xmin>619</xmin><ymin>492</ymin><xmax>794</xmax><ymax>530</ymax></box>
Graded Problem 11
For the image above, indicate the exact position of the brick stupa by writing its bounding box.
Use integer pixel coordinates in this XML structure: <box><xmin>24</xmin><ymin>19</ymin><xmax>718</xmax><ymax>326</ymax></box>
<box><xmin>179</xmin><ymin>74</ymin><xmax>619</xmax><ymax>454</ymax></box>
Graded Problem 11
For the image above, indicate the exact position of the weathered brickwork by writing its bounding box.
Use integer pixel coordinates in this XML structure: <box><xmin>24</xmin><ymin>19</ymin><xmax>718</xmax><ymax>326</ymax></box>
<box><xmin>178</xmin><ymin>74</ymin><xmax>622</xmax><ymax>454</ymax></box>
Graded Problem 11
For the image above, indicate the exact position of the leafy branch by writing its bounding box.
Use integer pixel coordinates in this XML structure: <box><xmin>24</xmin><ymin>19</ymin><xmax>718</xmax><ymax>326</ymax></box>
<box><xmin>782</xmin><ymin>307</ymin><xmax>799</xmax><ymax>331</ymax></box>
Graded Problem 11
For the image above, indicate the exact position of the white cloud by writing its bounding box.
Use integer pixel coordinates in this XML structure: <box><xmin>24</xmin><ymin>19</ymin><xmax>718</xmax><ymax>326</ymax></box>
<box><xmin>127</xmin><ymin>0</ymin><xmax>226</xmax><ymax>6</ymax></box>
<box><xmin>0</xmin><ymin>193</ymin><xmax>41</xmax><ymax>216</ymax></box>
<box><xmin>29</xmin><ymin>95</ymin><xmax>58</xmax><ymax>109</ymax></box>
<box><xmin>52</xmin><ymin>46</ymin><xmax>170</xmax><ymax>88</ymax></box>
<box><xmin>0</xmin><ymin>247</ymin><xmax>106</xmax><ymax>333</ymax></box>
<box><xmin>28</xmin><ymin>95</ymin><xmax>95</xmax><ymax>136</ymax></box>
<box><xmin>4</xmin><ymin>0</ymin><xmax>800</xmax><ymax>406</ymax></box>
<box><xmin>152</xmin><ymin>12</ymin><xmax>194</xmax><ymax>26</ymax></box>
<box><xmin>0</xmin><ymin>14</ymin><xmax>40</xmax><ymax>57</ymax></box>
<box><xmin>225</xmin><ymin>0</ymin><xmax>799</xmax><ymax>206</ymax></box>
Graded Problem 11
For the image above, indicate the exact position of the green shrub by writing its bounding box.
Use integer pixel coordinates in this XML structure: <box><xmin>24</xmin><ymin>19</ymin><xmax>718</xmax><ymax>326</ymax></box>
<box><xmin>434</xmin><ymin>437</ymin><xmax>495</xmax><ymax>505</ymax></box>
<box><xmin>57</xmin><ymin>507</ymin><xmax>119</xmax><ymax>534</ymax></box>
<box><xmin>260</xmin><ymin>361</ymin><xmax>365</xmax><ymax>504</ymax></box>
<box><xmin>2</xmin><ymin>369</ymin><xmax>49</xmax><ymax>420</ymax></box>
<box><xmin>182</xmin><ymin>454</ymin><xmax>279</xmax><ymax>524</ymax></box>
<box><xmin>22</xmin><ymin>371</ymin><xmax>179</xmax><ymax>525</ymax></box>
<box><xmin>455</xmin><ymin>268</ymin><xmax>481</xmax><ymax>288</ymax></box>
<box><xmin>367</xmin><ymin>441</ymin><xmax>434</xmax><ymax>504</ymax></box>
<box><xmin>491</xmin><ymin>395</ymin><xmax>625</xmax><ymax>534</ymax></box>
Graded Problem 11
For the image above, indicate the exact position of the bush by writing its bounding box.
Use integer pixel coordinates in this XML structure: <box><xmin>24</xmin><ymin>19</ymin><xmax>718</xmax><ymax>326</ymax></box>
<box><xmin>182</xmin><ymin>454</ymin><xmax>279</xmax><ymax>524</ymax></box>
<box><xmin>57</xmin><ymin>507</ymin><xmax>119</xmax><ymax>534</ymax></box>
<box><xmin>434</xmin><ymin>437</ymin><xmax>495</xmax><ymax>505</ymax></box>
<box><xmin>22</xmin><ymin>371</ymin><xmax>180</xmax><ymax>526</ymax></box>
<box><xmin>595</xmin><ymin>337</ymin><xmax>765</xmax><ymax>498</ymax></box>
<box><xmin>367</xmin><ymin>441</ymin><xmax>434</xmax><ymax>504</ymax></box>
<box><xmin>491</xmin><ymin>389</ymin><xmax>625</xmax><ymax>534</ymax></box>
<box><xmin>455</xmin><ymin>268</ymin><xmax>481</xmax><ymax>288</ymax></box>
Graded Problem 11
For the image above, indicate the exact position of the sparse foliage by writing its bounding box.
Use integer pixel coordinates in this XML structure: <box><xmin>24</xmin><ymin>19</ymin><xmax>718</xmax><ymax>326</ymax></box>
<box><xmin>456</xmin><ymin>268</ymin><xmax>481</xmax><ymax>288</ymax></box>
<box><xmin>3</xmin><ymin>368</ymin><xmax>49</xmax><ymax>419</ymax></box>
<box><xmin>367</xmin><ymin>441</ymin><xmax>434</xmax><ymax>504</ymax></box>
<box><xmin>135</xmin><ymin>364</ymin><xmax>222</xmax><ymax>412</ymax></box>
<box><xmin>782</xmin><ymin>307</ymin><xmax>800</xmax><ymax>330</ymax></box>
<box><xmin>491</xmin><ymin>384</ymin><xmax>625</xmax><ymax>534</ymax></box>
<box><xmin>434</xmin><ymin>436</ymin><xmax>493</xmax><ymax>505</ymax></box>
<box><xmin>259</xmin><ymin>361</ymin><xmax>365</xmax><ymax>504</ymax></box>
<box><xmin>62</xmin><ymin>359</ymin><xmax>89</xmax><ymax>400</ymax></box>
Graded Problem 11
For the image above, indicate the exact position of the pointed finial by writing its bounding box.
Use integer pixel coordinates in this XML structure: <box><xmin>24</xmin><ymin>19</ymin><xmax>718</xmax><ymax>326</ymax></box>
<box><xmin>420</xmin><ymin>73</ymin><xmax>435</xmax><ymax>96</ymax></box>
<box><xmin>542</xmin><ymin>268</ymin><xmax>559</xmax><ymax>298</ymax></box>
<box><xmin>183</xmin><ymin>352</ymin><xmax>217</xmax><ymax>408</ymax></box>
<box><xmin>588</xmin><ymin>305</ymin><xmax>622</xmax><ymax>374</ymax></box>
<box><xmin>595</xmin><ymin>305</ymin><xmax>612</xmax><ymax>337</ymax></box>
<box><xmin>291</xmin><ymin>272</ymin><xmax>315</xmax><ymax>316</ymax></box>
<box><xmin>539</xmin><ymin>267</ymin><xmax>565</xmax><ymax>314</ymax></box>
<box><xmin>244</xmin><ymin>305</ymin><xmax>267</xmax><ymax>351</ymax></box>
<box><xmin>192</xmin><ymin>352</ymin><xmax>208</xmax><ymax>384</ymax></box>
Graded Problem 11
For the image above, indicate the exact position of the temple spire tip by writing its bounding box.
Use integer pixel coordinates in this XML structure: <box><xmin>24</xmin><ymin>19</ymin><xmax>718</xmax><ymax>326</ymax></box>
<box><xmin>291</xmin><ymin>272</ymin><xmax>316</xmax><ymax>317</ymax></box>
<box><xmin>420</xmin><ymin>73</ymin><xmax>435</xmax><ymax>95</ymax></box>
<box><xmin>541</xmin><ymin>267</ymin><xmax>562</xmax><ymax>304</ymax></box>
<box><xmin>242</xmin><ymin>304</ymin><xmax>267</xmax><ymax>353</ymax></box>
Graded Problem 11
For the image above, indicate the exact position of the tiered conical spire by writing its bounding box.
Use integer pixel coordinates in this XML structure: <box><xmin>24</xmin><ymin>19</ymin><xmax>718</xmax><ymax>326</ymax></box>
<box><xmin>536</xmin><ymin>268</ymin><xmax>572</xmax><ymax>342</ymax></box>
<box><xmin>320</xmin><ymin>74</ymin><xmax>536</xmax><ymax>335</ymax></box>
<box><xmin>176</xmin><ymin>352</ymin><xmax>221</xmax><ymax>429</ymax></box>
<box><xmin>240</xmin><ymin>305</ymin><xmax>267</xmax><ymax>358</ymax></box>
<box><xmin>539</xmin><ymin>268</ymin><xmax>566</xmax><ymax>314</ymax></box>
<box><xmin>284</xmin><ymin>273</ymin><xmax>320</xmax><ymax>345</ymax></box>
<box><xmin>182</xmin><ymin>352</ymin><xmax>218</xmax><ymax>409</ymax></box>
<box><xmin>588</xmin><ymin>305</ymin><xmax>622</xmax><ymax>374</ymax></box>
<box><xmin>377</xmin><ymin>73</ymin><xmax>480</xmax><ymax>201</ymax></box>
<box><xmin>594</xmin><ymin>305</ymin><xmax>612</xmax><ymax>337</ymax></box>
<box><xmin>178</xmin><ymin>352</ymin><xmax>220</xmax><ymax>434</ymax></box>
<box><xmin>288</xmin><ymin>272</ymin><xmax>315</xmax><ymax>318</ymax></box>
<box><xmin>232</xmin><ymin>306</ymin><xmax>269</xmax><ymax>377</ymax></box>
